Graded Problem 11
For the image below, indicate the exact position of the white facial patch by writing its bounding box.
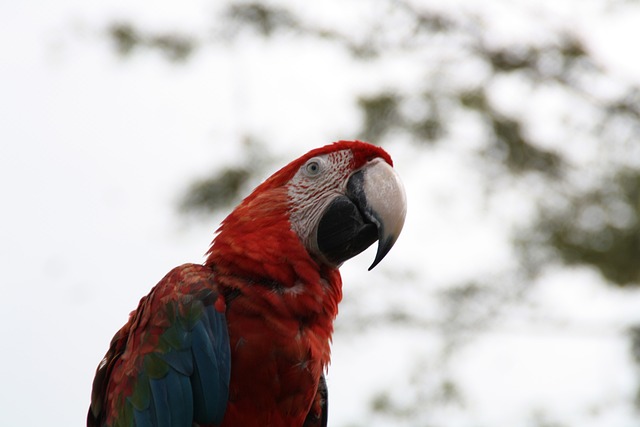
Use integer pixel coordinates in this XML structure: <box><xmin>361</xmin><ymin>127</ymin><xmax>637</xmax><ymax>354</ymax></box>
<box><xmin>287</xmin><ymin>150</ymin><xmax>354</xmax><ymax>254</ymax></box>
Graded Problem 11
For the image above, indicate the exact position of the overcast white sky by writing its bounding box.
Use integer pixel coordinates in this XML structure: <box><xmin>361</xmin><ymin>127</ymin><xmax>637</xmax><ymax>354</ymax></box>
<box><xmin>2</xmin><ymin>1</ymin><xmax>640</xmax><ymax>426</ymax></box>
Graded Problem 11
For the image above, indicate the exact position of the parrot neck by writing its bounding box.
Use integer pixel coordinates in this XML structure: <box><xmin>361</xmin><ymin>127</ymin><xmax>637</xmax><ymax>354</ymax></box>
<box><xmin>201</xmin><ymin>169</ymin><xmax>347</xmax><ymax>425</ymax></box>
<box><xmin>205</xmin><ymin>187</ymin><xmax>343</xmax><ymax>318</ymax></box>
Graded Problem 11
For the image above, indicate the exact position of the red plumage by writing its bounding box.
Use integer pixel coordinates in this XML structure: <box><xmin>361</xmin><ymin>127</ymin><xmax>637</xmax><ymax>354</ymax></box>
<box><xmin>205</xmin><ymin>144</ymin><xmax>350</xmax><ymax>426</ymax></box>
<box><xmin>88</xmin><ymin>140</ymin><xmax>405</xmax><ymax>427</ymax></box>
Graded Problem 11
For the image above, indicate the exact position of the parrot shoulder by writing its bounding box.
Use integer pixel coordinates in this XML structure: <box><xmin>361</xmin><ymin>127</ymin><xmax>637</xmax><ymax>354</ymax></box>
<box><xmin>88</xmin><ymin>263</ymin><xmax>231</xmax><ymax>427</ymax></box>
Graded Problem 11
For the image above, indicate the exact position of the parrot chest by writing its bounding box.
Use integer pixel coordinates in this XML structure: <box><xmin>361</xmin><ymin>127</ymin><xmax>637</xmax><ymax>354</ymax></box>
<box><xmin>221</xmin><ymin>300</ymin><xmax>332</xmax><ymax>426</ymax></box>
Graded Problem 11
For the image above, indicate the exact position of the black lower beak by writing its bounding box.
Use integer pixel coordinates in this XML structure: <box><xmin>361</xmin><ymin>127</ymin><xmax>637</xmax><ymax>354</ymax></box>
<box><xmin>316</xmin><ymin>195</ymin><xmax>378</xmax><ymax>266</ymax></box>
<box><xmin>315</xmin><ymin>159</ymin><xmax>406</xmax><ymax>269</ymax></box>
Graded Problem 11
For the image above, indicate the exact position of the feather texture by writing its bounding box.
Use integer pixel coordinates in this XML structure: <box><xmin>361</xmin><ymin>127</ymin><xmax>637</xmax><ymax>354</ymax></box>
<box><xmin>89</xmin><ymin>141</ymin><xmax>402</xmax><ymax>427</ymax></box>
<box><xmin>88</xmin><ymin>264</ymin><xmax>230</xmax><ymax>427</ymax></box>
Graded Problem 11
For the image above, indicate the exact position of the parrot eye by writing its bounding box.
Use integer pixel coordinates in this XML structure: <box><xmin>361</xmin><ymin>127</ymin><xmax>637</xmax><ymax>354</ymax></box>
<box><xmin>303</xmin><ymin>158</ymin><xmax>323</xmax><ymax>178</ymax></box>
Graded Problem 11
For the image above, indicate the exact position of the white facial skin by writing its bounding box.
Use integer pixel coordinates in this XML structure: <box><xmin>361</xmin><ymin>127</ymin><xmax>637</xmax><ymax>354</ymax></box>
<box><xmin>287</xmin><ymin>150</ymin><xmax>354</xmax><ymax>263</ymax></box>
<box><xmin>287</xmin><ymin>150</ymin><xmax>407</xmax><ymax>268</ymax></box>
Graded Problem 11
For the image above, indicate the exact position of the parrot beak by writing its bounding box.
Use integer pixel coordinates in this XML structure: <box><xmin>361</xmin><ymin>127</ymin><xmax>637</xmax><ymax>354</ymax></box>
<box><xmin>358</xmin><ymin>159</ymin><xmax>407</xmax><ymax>270</ymax></box>
<box><xmin>316</xmin><ymin>158</ymin><xmax>407</xmax><ymax>269</ymax></box>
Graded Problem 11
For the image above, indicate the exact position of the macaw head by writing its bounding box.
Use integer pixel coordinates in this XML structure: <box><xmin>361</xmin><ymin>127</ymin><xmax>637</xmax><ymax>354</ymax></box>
<box><xmin>208</xmin><ymin>140</ymin><xmax>406</xmax><ymax>280</ymax></box>
<box><xmin>283</xmin><ymin>140</ymin><xmax>406</xmax><ymax>270</ymax></box>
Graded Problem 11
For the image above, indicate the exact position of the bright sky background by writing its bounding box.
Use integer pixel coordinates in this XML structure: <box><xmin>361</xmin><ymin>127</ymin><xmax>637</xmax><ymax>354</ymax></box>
<box><xmin>2</xmin><ymin>1</ymin><xmax>640</xmax><ymax>426</ymax></box>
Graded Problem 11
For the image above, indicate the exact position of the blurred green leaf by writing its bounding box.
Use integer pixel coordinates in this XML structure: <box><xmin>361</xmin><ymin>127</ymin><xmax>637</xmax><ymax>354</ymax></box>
<box><xmin>520</xmin><ymin>169</ymin><xmax>640</xmax><ymax>286</ymax></box>
<box><xmin>226</xmin><ymin>2</ymin><xmax>298</xmax><ymax>36</ymax></box>
<box><xmin>179</xmin><ymin>167</ymin><xmax>251</xmax><ymax>214</ymax></box>
<box><xmin>488</xmin><ymin>115</ymin><xmax>563</xmax><ymax>176</ymax></box>
<box><xmin>108</xmin><ymin>22</ymin><xmax>195</xmax><ymax>62</ymax></box>
<box><xmin>358</xmin><ymin>93</ymin><xmax>402</xmax><ymax>142</ymax></box>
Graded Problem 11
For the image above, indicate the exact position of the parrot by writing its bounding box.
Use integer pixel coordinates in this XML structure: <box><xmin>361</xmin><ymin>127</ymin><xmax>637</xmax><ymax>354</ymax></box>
<box><xmin>87</xmin><ymin>140</ymin><xmax>407</xmax><ymax>427</ymax></box>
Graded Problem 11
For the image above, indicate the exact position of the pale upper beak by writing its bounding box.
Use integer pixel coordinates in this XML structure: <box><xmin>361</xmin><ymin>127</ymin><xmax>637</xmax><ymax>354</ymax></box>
<box><xmin>316</xmin><ymin>158</ymin><xmax>407</xmax><ymax>270</ymax></box>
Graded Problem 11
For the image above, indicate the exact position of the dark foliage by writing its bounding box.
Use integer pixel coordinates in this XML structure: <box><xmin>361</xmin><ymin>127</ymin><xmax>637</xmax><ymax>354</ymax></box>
<box><xmin>179</xmin><ymin>167</ymin><xmax>251</xmax><ymax>214</ymax></box>
<box><xmin>108</xmin><ymin>22</ymin><xmax>195</xmax><ymax>62</ymax></box>
<box><xmin>521</xmin><ymin>169</ymin><xmax>640</xmax><ymax>286</ymax></box>
<box><xmin>225</xmin><ymin>2</ymin><xmax>297</xmax><ymax>37</ymax></box>
<box><xmin>358</xmin><ymin>93</ymin><xmax>402</xmax><ymax>142</ymax></box>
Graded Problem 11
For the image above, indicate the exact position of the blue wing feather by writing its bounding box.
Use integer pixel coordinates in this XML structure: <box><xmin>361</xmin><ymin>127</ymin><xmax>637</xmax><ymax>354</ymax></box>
<box><xmin>149</xmin><ymin>378</ymin><xmax>170</xmax><ymax>427</ymax></box>
<box><xmin>88</xmin><ymin>264</ymin><xmax>231</xmax><ymax>427</ymax></box>
<box><xmin>191</xmin><ymin>306</ymin><xmax>230</xmax><ymax>425</ymax></box>
<box><xmin>139</xmin><ymin>301</ymin><xmax>229</xmax><ymax>427</ymax></box>
<box><xmin>148</xmin><ymin>371</ymin><xmax>193</xmax><ymax>427</ymax></box>
<box><xmin>133</xmin><ymin>407</ymin><xmax>153</xmax><ymax>427</ymax></box>
<box><xmin>160</xmin><ymin>349</ymin><xmax>193</xmax><ymax>376</ymax></box>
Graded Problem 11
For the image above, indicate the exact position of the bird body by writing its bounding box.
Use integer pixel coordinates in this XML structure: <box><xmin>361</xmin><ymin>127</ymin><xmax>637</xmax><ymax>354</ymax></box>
<box><xmin>88</xmin><ymin>141</ymin><xmax>406</xmax><ymax>427</ymax></box>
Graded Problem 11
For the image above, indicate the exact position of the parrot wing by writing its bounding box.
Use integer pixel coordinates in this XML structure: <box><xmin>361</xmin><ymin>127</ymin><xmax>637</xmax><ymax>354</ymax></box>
<box><xmin>88</xmin><ymin>264</ymin><xmax>231</xmax><ymax>427</ymax></box>
<box><xmin>302</xmin><ymin>374</ymin><xmax>328</xmax><ymax>427</ymax></box>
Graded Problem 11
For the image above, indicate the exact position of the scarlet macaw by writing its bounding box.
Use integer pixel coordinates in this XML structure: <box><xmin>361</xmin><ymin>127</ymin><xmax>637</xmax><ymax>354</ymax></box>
<box><xmin>88</xmin><ymin>140</ymin><xmax>407</xmax><ymax>427</ymax></box>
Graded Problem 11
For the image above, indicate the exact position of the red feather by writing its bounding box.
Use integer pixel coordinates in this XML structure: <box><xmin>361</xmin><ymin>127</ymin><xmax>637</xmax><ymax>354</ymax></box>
<box><xmin>206</xmin><ymin>181</ymin><xmax>341</xmax><ymax>425</ymax></box>
<box><xmin>201</xmin><ymin>142</ymin><xmax>387</xmax><ymax>426</ymax></box>
<box><xmin>91</xmin><ymin>140</ymin><xmax>395</xmax><ymax>427</ymax></box>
